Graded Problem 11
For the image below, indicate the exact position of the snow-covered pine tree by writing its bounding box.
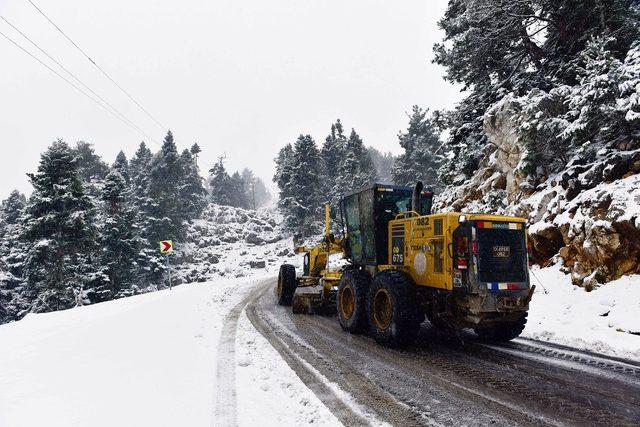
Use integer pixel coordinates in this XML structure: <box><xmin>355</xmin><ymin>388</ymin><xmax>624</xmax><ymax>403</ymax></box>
<box><xmin>145</xmin><ymin>131</ymin><xmax>185</xmax><ymax>241</ymax></box>
<box><xmin>274</xmin><ymin>143</ymin><xmax>295</xmax><ymax>220</ymax></box>
<box><xmin>618</xmin><ymin>41</ymin><xmax>640</xmax><ymax>137</ymax></box>
<box><xmin>72</xmin><ymin>141</ymin><xmax>109</xmax><ymax>199</ymax></box>
<box><xmin>288</xmin><ymin>134</ymin><xmax>322</xmax><ymax>239</ymax></box>
<box><xmin>320</xmin><ymin>120</ymin><xmax>347</xmax><ymax>206</ymax></box>
<box><xmin>337</xmin><ymin>128</ymin><xmax>375</xmax><ymax>192</ymax></box>
<box><xmin>112</xmin><ymin>150</ymin><xmax>130</xmax><ymax>184</ymax></box>
<box><xmin>179</xmin><ymin>149</ymin><xmax>207</xmax><ymax>220</ymax></box>
<box><xmin>392</xmin><ymin>106</ymin><xmax>444</xmax><ymax>192</ymax></box>
<box><xmin>562</xmin><ymin>37</ymin><xmax>639</xmax><ymax>149</ymax></box>
<box><xmin>130</xmin><ymin>142</ymin><xmax>153</xmax><ymax>203</ymax></box>
<box><xmin>209</xmin><ymin>156</ymin><xmax>232</xmax><ymax>206</ymax></box>
<box><xmin>252</xmin><ymin>176</ymin><xmax>271</xmax><ymax>208</ymax></box>
<box><xmin>367</xmin><ymin>147</ymin><xmax>395</xmax><ymax>183</ymax></box>
<box><xmin>95</xmin><ymin>169</ymin><xmax>140</xmax><ymax>301</ymax></box>
<box><xmin>0</xmin><ymin>191</ymin><xmax>28</xmax><ymax>323</ymax></box>
<box><xmin>22</xmin><ymin>140</ymin><xmax>97</xmax><ymax>312</ymax></box>
<box><xmin>128</xmin><ymin>142</ymin><xmax>163</xmax><ymax>287</ymax></box>
<box><xmin>433</xmin><ymin>0</ymin><xmax>639</xmax><ymax>183</ymax></box>
<box><xmin>228</xmin><ymin>171</ymin><xmax>249</xmax><ymax>209</ymax></box>
<box><xmin>73</xmin><ymin>141</ymin><xmax>110</xmax><ymax>182</ymax></box>
<box><xmin>241</xmin><ymin>168</ymin><xmax>256</xmax><ymax>209</ymax></box>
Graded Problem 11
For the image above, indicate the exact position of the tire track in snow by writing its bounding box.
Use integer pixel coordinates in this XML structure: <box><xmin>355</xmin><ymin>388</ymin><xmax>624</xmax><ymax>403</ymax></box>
<box><xmin>213</xmin><ymin>280</ymin><xmax>268</xmax><ymax>427</ymax></box>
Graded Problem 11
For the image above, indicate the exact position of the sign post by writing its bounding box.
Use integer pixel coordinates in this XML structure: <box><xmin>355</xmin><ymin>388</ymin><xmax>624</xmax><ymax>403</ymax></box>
<box><xmin>160</xmin><ymin>240</ymin><xmax>174</xmax><ymax>290</ymax></box>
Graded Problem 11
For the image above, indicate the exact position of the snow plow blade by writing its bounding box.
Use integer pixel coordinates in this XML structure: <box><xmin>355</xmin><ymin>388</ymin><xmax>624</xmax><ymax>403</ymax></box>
<box><xmin>292</xmin><ymin>285</ymin><xmax>335</xmax><ymax>315</ymax></box>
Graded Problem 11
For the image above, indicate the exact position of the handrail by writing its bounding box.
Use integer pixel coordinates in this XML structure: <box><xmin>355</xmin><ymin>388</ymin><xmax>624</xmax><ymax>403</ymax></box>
<box><xmin>394</xmin><ymin>210</ymin><xmax>421</xmax><ymax>220</ymax></box>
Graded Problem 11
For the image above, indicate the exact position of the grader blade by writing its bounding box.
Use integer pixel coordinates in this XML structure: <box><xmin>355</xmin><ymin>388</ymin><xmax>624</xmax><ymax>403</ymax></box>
<box><xmin>292</xmin><ymin>285</ymin><xmax>327</xmax><ymax>315</ymax></box>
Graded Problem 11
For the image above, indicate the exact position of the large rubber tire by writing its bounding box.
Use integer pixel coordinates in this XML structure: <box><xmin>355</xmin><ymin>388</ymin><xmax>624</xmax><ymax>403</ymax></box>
<box><xmin>277</xmin><ymin>264</ymin><xmax>297</xmax><ymax>306</ymax></box>
<box><xmin>475</xmin><ymin>313</ymin><xmax>528</xmax><ymax>343</ymax></box>
<box><xmin>367</xmin><ymin>270</ymin><xmax>421</xmax><ymax>347</ymax></box>
<box><xmin>337</xmin><ymin>269</ymin><xmax>370</xmax><ymax>334</ymax></box>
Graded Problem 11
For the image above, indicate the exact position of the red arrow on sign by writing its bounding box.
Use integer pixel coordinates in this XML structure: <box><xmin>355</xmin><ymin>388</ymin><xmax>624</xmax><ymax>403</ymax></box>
<box><xmin>161</xmin><ymin>241</ymin><xmax>172</xmax><ymax>252</ymax></box>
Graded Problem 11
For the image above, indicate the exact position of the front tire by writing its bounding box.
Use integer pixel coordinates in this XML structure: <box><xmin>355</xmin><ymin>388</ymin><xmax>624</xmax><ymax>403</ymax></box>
<box><xmin>337</xmin><ymin>269</ymin><xmax>370</xmax><ymax>334</ymax></box>
<box><xmin>367</xmin><ymin>270</ymin><xmax>421</xmax><ymax>347</ymax></box>
<box><xmin>277</xmin><ymin>264</ymin><xmax>297</xmax><ymax>306</ymax></box>
<box><xmin>475</xmin><ymin>313</ymin><xmax>528</xmax><ymax>342</ymax></box>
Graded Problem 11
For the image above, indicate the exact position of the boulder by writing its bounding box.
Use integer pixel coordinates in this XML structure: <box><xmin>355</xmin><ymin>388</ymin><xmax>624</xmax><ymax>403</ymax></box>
<box><xmin>248</xmin><ymin>260</ymin><xmax>266</xmax><ymax>269</ymax></box>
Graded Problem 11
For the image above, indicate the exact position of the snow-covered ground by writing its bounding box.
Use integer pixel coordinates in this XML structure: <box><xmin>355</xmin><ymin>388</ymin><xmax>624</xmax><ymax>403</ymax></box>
<box><xmin>0</xmin><ymin>275</ymin><xmax>337</xmax><ymax>427</ymax></box>
<box><xmin>1</xmin><ymin>219</ymin><xmax>639</xmax><ymax>426</ymax></box>
<box><xmin>524</xmin><ymin>264</ymin><xmax>640</xmax><ymax>361</ymax></box>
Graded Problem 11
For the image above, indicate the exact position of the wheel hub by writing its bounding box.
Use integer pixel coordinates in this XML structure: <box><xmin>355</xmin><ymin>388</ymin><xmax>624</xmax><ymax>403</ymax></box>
<box><xmin>340</xmin><ymin>285</ymin><xmax>355</xmax><ymax>320</ymax></box>
<box><xmin>373</xmin><ymin>288</ymin><xmax>392</xmax><ymax>330</ymax></box>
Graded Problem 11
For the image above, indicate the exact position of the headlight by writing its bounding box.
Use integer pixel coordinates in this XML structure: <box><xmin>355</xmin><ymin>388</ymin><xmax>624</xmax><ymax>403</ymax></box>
<box><xmin>459</xmin><ymin>215</ymin><xmax>467</xmax><ymax>223</ymax></box>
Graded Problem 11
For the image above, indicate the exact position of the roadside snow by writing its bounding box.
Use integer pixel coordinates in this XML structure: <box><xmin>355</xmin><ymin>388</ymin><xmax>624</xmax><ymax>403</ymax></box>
<box><xmin>236</xmin><ymin>312</ymin><xmax>341</xmax><ymax>426</ymax></box>
<box><xmin>0</xmin><ymin>276</ymin><xmax>337</xmax><ymax>427</ymax></box>
<box><xmin>524</xmin><ymin>264</ymin><xmax>640</xmax><ymax>361</ymax></box>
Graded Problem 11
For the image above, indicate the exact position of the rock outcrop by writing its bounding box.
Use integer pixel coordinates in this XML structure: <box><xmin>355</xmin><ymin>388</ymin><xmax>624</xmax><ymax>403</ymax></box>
<box><xmin>437</xmin><ymin>94</ymin><xmax>640</xmax><ymax>287</ymax></box>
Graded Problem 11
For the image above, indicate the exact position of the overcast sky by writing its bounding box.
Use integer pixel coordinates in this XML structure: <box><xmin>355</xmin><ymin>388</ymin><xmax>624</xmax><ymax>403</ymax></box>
<box><xmin>0</xmin><ymin>0</ymin><xmax>462</xmax><ymax>200</ymax></box>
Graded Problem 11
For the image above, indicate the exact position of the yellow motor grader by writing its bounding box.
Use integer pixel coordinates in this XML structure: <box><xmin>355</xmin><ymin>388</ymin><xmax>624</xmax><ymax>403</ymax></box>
<box><xmin>276</xmin><ymin>182</ymin><xmax>535</xmax><ymax>347</ymax></box>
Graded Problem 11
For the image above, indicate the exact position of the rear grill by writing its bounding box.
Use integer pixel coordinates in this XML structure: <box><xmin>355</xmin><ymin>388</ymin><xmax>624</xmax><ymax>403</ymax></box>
<box><xmin>391</xmin><ymin>224</ymin><xmax>405</xmax><ymax>237</ymax></box>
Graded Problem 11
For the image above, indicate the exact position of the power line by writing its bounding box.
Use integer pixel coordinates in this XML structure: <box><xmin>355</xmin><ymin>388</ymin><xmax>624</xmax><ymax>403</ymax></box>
<box><xmin>0</xmin><ymin>28</ymin><xmax>161</xmax><ymax>145</ymax></box>
<box><xmin>26</xmin><ymin>0</ymin><xmax>167</xmax><ymax>131</ymax></box>
<box><xmin>1</xmin><ymin>15</ymin><xmax>157</xmax><ymax>145</ymax></box>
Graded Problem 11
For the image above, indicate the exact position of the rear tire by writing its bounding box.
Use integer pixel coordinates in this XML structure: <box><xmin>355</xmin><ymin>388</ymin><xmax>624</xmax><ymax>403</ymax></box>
<box><xmin>475</xmin><ymin>313</ymin><xmax>528</xmax><ymax>343</ymax></box>
<box><xmin>277</xmin><ymin>264</ymin><xmax>297</xmax><ymax>306</ymax></box>
<box><xmin>337</xmin><ymin>269</ymin><xmax>370</xmax><ymax>334</ymax></box>
<box><xmin>367</xmin><ymin>270</ymin><xmax>421</xmax><ymax>347</ymax></box>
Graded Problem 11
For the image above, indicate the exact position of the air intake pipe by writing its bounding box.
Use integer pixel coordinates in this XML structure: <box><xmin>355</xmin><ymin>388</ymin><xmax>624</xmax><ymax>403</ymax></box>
<box><xmin>411</xmin><ymin>181</ymin><xmax>424</xmax><ymax>215</ymax></box>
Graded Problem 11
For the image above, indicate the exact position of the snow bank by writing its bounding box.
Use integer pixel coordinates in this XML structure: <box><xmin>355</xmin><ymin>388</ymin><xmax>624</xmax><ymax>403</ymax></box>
<box><xmin>524</xmin><ymin>264</ymin><xmax>640</xmax><ymax>361</ymax></box>
<box><xmin>0</xmin><ymin>275</ymin><xmax>333</xmax><ymax>427</ymax></box>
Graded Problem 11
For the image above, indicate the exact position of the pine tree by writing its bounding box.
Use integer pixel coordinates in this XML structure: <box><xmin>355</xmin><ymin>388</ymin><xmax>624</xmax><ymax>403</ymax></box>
<box><xmin>190</xmin><ymin>143</ymin><xmax>202</xmax><ymax>166</ymax></box>
<box><xmin>368</xmin><ymin>147</ymin><xmax>395</xmax><ymax>183</ymax></box>
<box><xmin>96</xmin><ymin>169</ymin><xmax>140</xmax><ymax>300</ymax></box>
<box><xmin>112</xmin><ymin>150</ymin><xmax>130</xmax><ymax>184</ymax></box>
<box><xmin>145</xmin><ymin>130</ymin><xmax>185</xmax><ymax>241</ymax></box>
<box><xmin>73</xmin><ymin>141</ymin><xmax>110</xmax><ymax>182</ymax></box>
<box><xmin>0</xmin><ymin>191</ymin><xmax>28</xmax><ymax>323</ymax></box>
<box><xmin>274</xmin><ymin>143</ymin><xmax>295</xmax><ymax>218</ymax></box>
<box><xmin>287</xmin><ymin>135</ymin><xmax>322</xmax><ymax>238</ymax></box>
<box><xmin>320</xmin><ymin>121</ymin><xmax>347</xmax><ymax>205</ymax></box>
<box><xmin>209</xmin><ymin>156</ymin><xmax>232</xmax><ymax>206</ymax></box>
<box><xmin>337</xmin><ymin>128</ymin><xmax>375</xmax><ymax>192</ymax></box>
<box><xmin>22</xmin><ymin>140</ymin><xmax>97</xmax><ymax>312</ymax></box>
<box><xmin>252</xmin><ymin>176</ymin><xmax>271</xmax><ymax>208</ymax></box>
<box><xmin>130</xmin><ymin>142</ymin><xmax>153</xmax><ymax>203</ymax></box>
<box><xmin>434</xmin><ymin>0</ymin><xmax>640</xmax><ymax>182</ymax></box>
<box><xmin>179</xmin><ymin>149</ymin><xmax>207</xmax><ymax>219</ymax></box>
<box><xmin>228</xmin><ymin>171</ymin><xmax>249</xmax><ymax>209</ymax></box>
<box><xmin>393</xmin><ymin>106</ymin><xmax>444</xmax><ymax>191</ymax></box>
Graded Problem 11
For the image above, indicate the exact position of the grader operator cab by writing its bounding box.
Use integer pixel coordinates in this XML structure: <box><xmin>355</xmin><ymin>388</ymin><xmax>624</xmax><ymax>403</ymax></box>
<box><xmin>276</xmin><ymin>182</ymin><xmax>534</xmax><ymax>347</ymax></box>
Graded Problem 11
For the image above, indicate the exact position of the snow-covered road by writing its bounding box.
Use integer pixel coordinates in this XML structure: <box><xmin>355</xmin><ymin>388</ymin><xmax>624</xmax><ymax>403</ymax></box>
<box><xmin>1</xmin><ymin>269</ymin><xmax>639</xmax><ymax>426</ymax></box>
<box><xmin>0</xmin><ymin>276</ymin><xmax>338</xmax><ymax>427</ymax></box>
<box><xmin>248</xmin><ymin>280</ymin><xmax>640</xmax><ymax>426</ymax></box>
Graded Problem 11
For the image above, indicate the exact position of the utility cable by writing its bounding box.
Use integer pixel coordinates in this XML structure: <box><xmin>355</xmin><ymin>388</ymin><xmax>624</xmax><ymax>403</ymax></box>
<box><xmin>1</xmin><ymin>16</ymin><xmax>157</xmax><ymax>145</ymax></box>
<box><xmin>26</xmin><ymin>0</ymin><xmax>167</xmax><ymax>131</ymax></box>
<box><xmin>0</xmin><ymin>28</ymin><xmax>160</xmax><ymax>145</ymax></box>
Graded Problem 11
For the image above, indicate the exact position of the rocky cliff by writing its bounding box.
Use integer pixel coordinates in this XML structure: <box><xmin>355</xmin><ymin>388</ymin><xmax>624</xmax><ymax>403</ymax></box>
<box><xmin>437</xmin><ymin>94</ymin><xmax>640</xmax><ymax>288</ymax></box>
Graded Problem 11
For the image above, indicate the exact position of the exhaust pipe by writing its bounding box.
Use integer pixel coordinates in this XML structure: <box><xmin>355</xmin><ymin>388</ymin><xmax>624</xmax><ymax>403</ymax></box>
<box><xmin>411</xmin><ymin>181</ymin><xmax>424</xmax><ymax>215</ymax></box>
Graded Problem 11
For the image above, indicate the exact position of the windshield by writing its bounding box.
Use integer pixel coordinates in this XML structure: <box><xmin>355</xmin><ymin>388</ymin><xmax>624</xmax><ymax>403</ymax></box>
<box><xmin>476</xmin><ymin>227</ymin><xmax>526</xmax><ymax>283</ymax></box>
<box><xmin>378</xmin><ymin>191</ymin><xmax>432</xmax><ymax>216</ymax></box>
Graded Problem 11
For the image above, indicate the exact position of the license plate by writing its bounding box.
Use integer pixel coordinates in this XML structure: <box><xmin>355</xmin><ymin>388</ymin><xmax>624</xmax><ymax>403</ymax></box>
<box><xmin>493</xmin><ymin>246</ymin><xmax>511</xmax><ymax>258</ymax></box>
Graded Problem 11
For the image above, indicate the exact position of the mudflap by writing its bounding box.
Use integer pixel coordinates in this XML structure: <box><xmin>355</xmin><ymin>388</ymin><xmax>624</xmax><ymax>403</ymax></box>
<box><xmin>291</xmin><ymin>285</ymin><xmax>336</xmax><ymax>315</ymax></box>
